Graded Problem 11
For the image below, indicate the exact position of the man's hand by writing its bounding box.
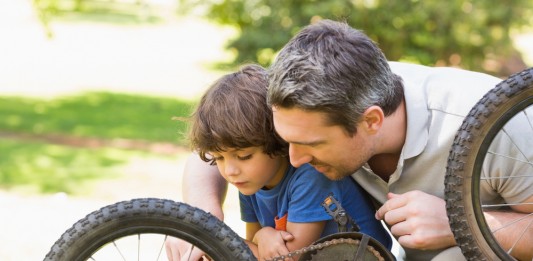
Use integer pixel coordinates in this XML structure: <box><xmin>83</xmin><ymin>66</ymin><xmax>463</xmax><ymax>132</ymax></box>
<box><xmin>165</xmin><ymin>237</ymin><xmax>209</xmax><ymax>261</ymax></box>
<box><xmin>252</xmin><ymin>227</ymin><xmax>294</xmax><ymax>260</ymax></box>
<box><xmin>375</xmin><ymin>191</ymin><xmax>456</xmax><ymax>250</ymax></box>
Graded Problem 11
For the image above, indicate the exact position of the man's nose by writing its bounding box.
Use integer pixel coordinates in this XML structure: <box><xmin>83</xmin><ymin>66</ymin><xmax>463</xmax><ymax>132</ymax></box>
<box><xmin>288</xmin><ymin>144</ymin><xmax>312</xmax><ymax>168</ymax></box>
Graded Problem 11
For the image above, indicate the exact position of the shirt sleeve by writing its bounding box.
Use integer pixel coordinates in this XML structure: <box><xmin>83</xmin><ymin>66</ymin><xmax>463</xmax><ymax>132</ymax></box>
<box><xmin>286</xmin><ymin>165</ymin><xmax>344</xmax><ymax>223</ymax></box>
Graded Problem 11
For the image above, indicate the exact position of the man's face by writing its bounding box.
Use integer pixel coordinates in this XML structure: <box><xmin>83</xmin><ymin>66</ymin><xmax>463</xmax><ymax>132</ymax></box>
<box><xmin>272</xmin><ymin>106</ymin><xmax>373</xmax><ymax>180</ymax></box>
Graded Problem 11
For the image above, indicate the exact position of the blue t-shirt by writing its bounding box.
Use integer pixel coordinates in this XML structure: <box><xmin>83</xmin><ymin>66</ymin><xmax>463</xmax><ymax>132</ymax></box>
<box><xmin>240</xmin><ymin>163</ymin><xmax>392</xmax><ymax>249</ymax></box>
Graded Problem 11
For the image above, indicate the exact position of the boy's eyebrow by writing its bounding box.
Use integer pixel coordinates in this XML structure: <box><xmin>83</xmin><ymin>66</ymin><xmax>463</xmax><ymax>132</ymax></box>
<box><xmin>228</xmin><ymin>148</ymin><xmax>246</xmax><ymax>152</ymax></box>
<box><xmin>211</xmin><ymin>148</ymin><xmax>247</xmax><ymax>154</ymax></box>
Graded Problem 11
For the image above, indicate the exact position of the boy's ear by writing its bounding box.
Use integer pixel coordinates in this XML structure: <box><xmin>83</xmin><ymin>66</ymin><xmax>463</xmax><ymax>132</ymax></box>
<box><xmin>362</xmin><ymin>106</ymin><xmax>384</xmax><ymax>134</ymax></box>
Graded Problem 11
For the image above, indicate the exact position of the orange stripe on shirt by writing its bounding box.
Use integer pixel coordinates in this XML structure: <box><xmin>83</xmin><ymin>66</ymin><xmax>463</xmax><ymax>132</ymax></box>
<box><xmin>275</xmin><ymin>213</ymin><xmax>288</xmax><ymax>231</ymax></box>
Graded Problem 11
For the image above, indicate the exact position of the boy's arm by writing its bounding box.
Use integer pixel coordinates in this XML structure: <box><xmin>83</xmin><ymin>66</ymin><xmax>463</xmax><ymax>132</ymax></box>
<box><xmin>285</xmin><ymin>221</ymin><xmax>325</xmax><ymax>253</ymax></box>
<box><xmin>182</xmin><ymin>153</ymin><xmax>228</xmax><ymax>220</ymax></box>
<box><xmin>252</xmin><ymin>221</ymin><xmax>325</xmax><ymax>260</ymax></box>
<box><xmin>245</xmin><ymin>222</ymin><xmax>262</xmax><ymax>258</ymax></box>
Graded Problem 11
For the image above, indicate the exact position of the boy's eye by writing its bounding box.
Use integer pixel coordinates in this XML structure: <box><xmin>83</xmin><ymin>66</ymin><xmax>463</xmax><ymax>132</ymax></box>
<box><xmin>237</xmin><ymin>154</ymin><xmax>252</xmax><ymax>160</ymax></box>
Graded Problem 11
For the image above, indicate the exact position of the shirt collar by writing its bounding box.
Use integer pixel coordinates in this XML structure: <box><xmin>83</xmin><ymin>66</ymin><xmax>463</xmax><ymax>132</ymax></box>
<box><xmin>400</xmin><ymin>74</ymin><xmax>429</xmax><ymax>160</ymax></box>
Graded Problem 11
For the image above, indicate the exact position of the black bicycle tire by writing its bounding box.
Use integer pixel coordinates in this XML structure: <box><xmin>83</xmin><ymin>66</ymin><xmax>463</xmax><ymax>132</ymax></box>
<box><xmin>44</xmin><ymin>198</ymin><xmax>256</xmax><ymax>261</ymax></box>
<box><xmin>445</xmin><ymin>67</ymin><xmax>533</xmax><ymax>260</ymax></box>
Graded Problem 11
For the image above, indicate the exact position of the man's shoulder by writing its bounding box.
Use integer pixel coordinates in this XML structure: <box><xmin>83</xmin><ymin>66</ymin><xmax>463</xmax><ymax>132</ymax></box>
<box><xmin>389</xmin><ymin>61</ymin><xmax>501</xmax><ymax>107</ymax></box>
<box><xmin>388</xmin><ymin>61</ymin><xmax>500</xmax><ymax>83</ymax></box>
<box><xmin>388</xmin><ymin>61</ymin><xmax>431</xmax><ymax>74</ymax></box>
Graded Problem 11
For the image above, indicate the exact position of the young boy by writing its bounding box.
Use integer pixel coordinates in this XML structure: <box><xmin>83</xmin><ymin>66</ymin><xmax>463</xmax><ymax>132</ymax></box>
<box><xmin>185</xmin><ymin>64</ymin><xmax>391</xmax><ymax>260</ymax></box>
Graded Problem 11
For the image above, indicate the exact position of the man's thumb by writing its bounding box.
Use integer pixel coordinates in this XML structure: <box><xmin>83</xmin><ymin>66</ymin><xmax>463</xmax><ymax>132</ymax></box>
<box><xmin>387</xmin><ymin>192</ymin><xmax>400</xmax><ymax>199</ymax></box>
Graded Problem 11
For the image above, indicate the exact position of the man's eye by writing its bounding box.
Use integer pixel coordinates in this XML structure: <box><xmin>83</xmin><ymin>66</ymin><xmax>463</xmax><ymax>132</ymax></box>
<box><xmin>238</xmin><ymin>154</ymin><xmax>252</xmax><ymax>160</ymax></box>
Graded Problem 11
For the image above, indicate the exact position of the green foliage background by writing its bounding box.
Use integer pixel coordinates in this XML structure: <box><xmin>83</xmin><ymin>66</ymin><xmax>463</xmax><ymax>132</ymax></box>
<box><xmin>34</xmin><ymin>0</ymin><xmax>533</xmax><ymax>75</ymax></box>
<box><xmin>181</xmin><ymin>0</ymin><xmax>533</xmax><ymax>76</ymax></box>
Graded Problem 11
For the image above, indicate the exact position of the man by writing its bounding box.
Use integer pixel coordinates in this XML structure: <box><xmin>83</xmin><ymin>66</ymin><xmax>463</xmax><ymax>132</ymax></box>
<box><xmin>174</xmin><ymin>20</ymin><xmax>533</xmax><ymax>260</ymax></box>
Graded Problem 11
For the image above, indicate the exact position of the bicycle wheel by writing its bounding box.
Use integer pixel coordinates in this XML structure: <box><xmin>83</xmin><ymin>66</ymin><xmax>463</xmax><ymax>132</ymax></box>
<box><xmin>445</xmin><ymin>67</ymin><xmax>533</xmax><ymax>260</ymax></box>
<box><xmin>44</xmin><ymin>198</ymin><xmax>255</xmax><ymax>261</ymax></box>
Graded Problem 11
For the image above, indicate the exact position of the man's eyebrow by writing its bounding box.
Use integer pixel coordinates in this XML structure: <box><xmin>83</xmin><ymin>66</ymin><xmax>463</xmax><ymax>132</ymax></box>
<box><xmin>287</xmin><ymin>139</ymin><xmax>325</xmax><ymax>146</ymax></box>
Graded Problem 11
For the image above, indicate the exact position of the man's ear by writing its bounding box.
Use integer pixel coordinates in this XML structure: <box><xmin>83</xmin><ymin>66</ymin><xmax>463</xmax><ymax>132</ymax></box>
<box><xmin>361</xmin><ymin>106</ymin><xmax>384</xmax><ymax>134</ymax></box>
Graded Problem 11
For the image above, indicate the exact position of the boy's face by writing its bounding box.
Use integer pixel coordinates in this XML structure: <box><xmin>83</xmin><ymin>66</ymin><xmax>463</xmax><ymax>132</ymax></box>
<box><xmin>273</xmin><ymin>106</ymin><xmax>373</xmax><ymax>180</ymax></box>
<box><xmin>210</xmin><ymin>146</ymin><xmax>288</xmax><ymax>195</ymax></box>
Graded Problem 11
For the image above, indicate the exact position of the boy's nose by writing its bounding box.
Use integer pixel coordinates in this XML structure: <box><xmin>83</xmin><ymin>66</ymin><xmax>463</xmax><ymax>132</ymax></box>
<box><xmin>224</xmin><ymin>162</ymin><xmax>239</xmax><ymax>176</ymax></box>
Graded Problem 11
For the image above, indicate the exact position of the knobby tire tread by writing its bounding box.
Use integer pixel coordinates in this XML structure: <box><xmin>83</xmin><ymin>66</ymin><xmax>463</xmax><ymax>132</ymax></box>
<box><xmin>44</xmin><ymin>198</ymin><xmax>255</xmax><ymax>261</ymax></box>
<box><xmin>445</xmin><ymin>68</ymin><xmax>533</xmax><ymax>261</ymax></box>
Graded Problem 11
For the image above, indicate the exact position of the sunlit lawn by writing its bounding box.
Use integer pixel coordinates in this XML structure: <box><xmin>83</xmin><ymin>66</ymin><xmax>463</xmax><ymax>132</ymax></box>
<box><xmin>0</xmin><ymin>92</ymin><xmax>196</xmax><ymax>194</ymax></box>
<box><xmin>1</xmin><ymin>139</ymin><xmax>125</xmax><ymax>194</ymax></box>
<box><xmin>0</xmin><ymin>92</ymin><xmax>194</xmax><ymax>143</ymax></box>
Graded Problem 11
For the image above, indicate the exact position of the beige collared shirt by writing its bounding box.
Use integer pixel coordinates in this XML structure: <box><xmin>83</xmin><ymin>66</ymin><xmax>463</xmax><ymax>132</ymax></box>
<box><xmin>351</xmin><ymin>62</ymin><xmax>511</xmax><ymax>260</ymax></box>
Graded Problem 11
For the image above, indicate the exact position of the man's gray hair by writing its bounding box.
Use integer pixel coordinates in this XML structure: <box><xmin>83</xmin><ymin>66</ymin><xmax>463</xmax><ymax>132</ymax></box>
<box><xmin>268</xmin><ymin>19</ymin><xmax>403</xmax><ymax>135</ymax></box>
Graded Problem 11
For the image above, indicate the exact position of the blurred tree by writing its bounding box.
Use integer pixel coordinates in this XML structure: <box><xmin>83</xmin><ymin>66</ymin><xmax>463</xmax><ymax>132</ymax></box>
<box><xmin>179</xmin><ymin>0</ymin><xmax>533</xmax><ymax>76</ymax></box>
<box><xmin>32</xmin><ymin>0</ymin><xmax>160</xmax><ymax>36</ymax></box>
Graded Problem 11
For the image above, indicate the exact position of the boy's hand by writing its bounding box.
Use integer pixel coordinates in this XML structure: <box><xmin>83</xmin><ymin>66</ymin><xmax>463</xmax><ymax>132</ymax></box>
<box><xmin>253</xmin><ymin>227</ymin><xmax>294</xmax><ymax>260</ymax></box>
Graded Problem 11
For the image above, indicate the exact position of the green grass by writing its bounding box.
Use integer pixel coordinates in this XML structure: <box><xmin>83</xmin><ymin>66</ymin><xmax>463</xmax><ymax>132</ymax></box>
<box><xmin>0</xmin><ymin>91</ymin><xmax>197</xmax><ymax>194</ymax></box>
<box><xmin>0</xmin><ymin>139</ymin><xmax>148</xmax><ymax>194</ymax></box>
<box><xmin>0</xmin><ymin>91</ymin><xmax>196</xmax><ymax>144</ymax></box>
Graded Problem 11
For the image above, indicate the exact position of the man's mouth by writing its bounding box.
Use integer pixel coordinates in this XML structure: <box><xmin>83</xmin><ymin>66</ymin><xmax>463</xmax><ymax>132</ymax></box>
<box><xmin>312</xmin><ymin>164</ymin><xmax>329</xmax><ymax>173</ymax></box>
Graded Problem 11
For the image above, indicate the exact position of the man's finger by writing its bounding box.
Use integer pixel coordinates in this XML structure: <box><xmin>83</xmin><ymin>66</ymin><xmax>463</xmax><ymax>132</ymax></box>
<box><xmin>387</xmin><ymin>192</ymin><xmax>400</xmax><ymax>199</ymax></box>
<box><xmin>375</xmin><ymin>192</ymin><xmax>407</xmax><ymax>220</ymax></box>
<box><xmin>388</xmin><ymin>218</ymin><xmax>413</xmax><ymax>236</ymax></box>
<box><xmin>381</xmin><ymin>207</ymin><xmax>408</xmax><ymax>226</ymax></box>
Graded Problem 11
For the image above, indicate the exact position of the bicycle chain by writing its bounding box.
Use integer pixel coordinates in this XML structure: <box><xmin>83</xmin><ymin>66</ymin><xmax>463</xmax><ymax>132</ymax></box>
<box><xmin>265</xmin><ymin>237</ymin><xmax>385</xmax><ymax>261</ymax></box>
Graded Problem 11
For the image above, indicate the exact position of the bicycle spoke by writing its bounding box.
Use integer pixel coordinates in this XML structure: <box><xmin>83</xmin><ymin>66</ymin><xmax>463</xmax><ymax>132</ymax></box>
<box><xmin>501</xmin><ymin>128</ymin><xmax>530</xmax><ymax>163</ymax></box>
<box><xmin>156</xmin><ymin>235</ymin><xmax>168</xmax><ymax>261</ymax></box>
<box><xmin>481</xmin><ymin>174</ymin><xmax>533</xmax><ymax>180</ymax></box>
<box><xmin>490</xmin><ymin>212</ymin><xmax>533</xmax><ymax>234</ymax></box>
<box><xmin>138</xmin><ymin>234</ymin><xmax>141</xmax><ymax>261</ymax></box>
<box><xmin>485</xmin><ymin>151</ymin><xmax>533</xmax><ymax>167</ymax></box>
<box><xmin>187</xmin><ymin>244</ymin><xmax>194</xmax><ymax>261</ymax></box>
<box><xmin>113</xmin><ymin>240</ymin><xmax>127</xmax><ymax>261</ymax></box>
<box><xmin>506</xmin><ymin>216</ymin><xmax>533</xmax><ymax>255</ymax></box>
<box><xmin>525</xmin><ymin>109</ymin><xmax>532</xmax><ymax>131</ymax></box>
<box><xmin>482</xmin><ymin>202</ymin><xmax>533</xmax><ymax>208</ymax></box>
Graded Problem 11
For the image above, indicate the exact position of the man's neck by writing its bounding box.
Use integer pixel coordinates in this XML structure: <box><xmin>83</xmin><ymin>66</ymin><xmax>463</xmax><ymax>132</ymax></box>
<box><xmin>367</xmin><ymin>153</ymin><xmax>400</xmax><ymax>182</ymax></box>
<box><xmin>368</xmin><ymin>99</ymin><xmax>407</xmax><ymax>182</ymax></box>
